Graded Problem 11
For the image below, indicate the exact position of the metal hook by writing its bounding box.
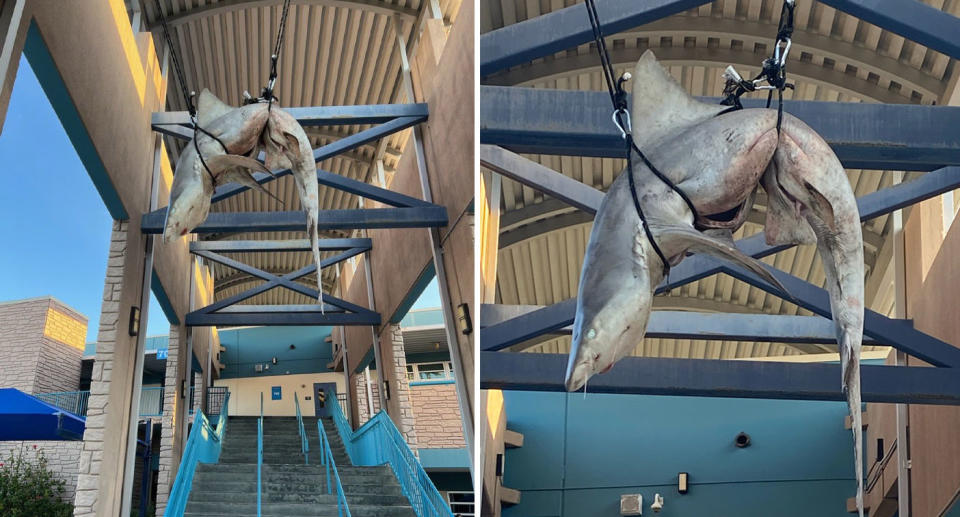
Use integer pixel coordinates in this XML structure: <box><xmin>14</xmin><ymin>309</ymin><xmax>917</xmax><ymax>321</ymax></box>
<box><xmin>612</xmin><ymin>109</ymin><xmax>631</xmax><ymax>140</ymax></box>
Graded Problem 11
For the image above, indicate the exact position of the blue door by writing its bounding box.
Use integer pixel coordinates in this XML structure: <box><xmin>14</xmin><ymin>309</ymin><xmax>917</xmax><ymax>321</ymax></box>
<box><xmin>313</xmin><ymin>382</ymin><xmax>337</xmax><ymax>418</ymax></box>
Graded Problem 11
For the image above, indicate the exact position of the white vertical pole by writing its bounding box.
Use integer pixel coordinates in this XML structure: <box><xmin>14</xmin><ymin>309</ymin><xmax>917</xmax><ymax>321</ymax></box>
<box><xmin>892</xmin><ymin>171</ymin><xmax>910</xmax><ymax>517</ymax></box>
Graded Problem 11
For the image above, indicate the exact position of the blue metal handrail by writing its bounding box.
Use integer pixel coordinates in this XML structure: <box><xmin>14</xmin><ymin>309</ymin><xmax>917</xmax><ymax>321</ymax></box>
<box><xmin>294</xmin><ymin>392</ymin><xmax>309</xmax><ymax>464</ymax></box>
<box><xmin>163</xmin><ymin>391</ymin><xmax>231</xmax><ymax>517</ymax></box>
<box><xmin>257</xmin><ymin>392</ymin><xmax>263</xmax><ymax>517</ymax></box>
<box><xmin>327</xmin><ymin>396</ymin><xmax>452</xmax><ymax>517</ymax></box>
<box><xmin>317</xmin><ymin>419</ymin><xmax>352</xmax><ymax>517</ymax></box>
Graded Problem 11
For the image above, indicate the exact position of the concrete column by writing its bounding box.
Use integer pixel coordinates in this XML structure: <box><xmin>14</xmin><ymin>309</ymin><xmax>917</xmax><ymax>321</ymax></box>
<box><xmin>354</xmin><ymin>372</ymin><xmax>371</xmax><ymax>426</ymax></box>
<box><xmin>382</xmin><ymin>324</ymin><xmax>418</xmax><ymax>449</ymax></box>
<box><xmin>155</xmin><ymin>324</ymin><xmax>187</xmax><ymax>515</ymax></box>
<box><xmin>74</xmin><ymin>220</ymin><xmax>147</xmax><ymax>516</ymax></box>
<box><xmin>0</xmin><ymin>0</ymin><xmax>28</xmax><ymax>134</ymax></box>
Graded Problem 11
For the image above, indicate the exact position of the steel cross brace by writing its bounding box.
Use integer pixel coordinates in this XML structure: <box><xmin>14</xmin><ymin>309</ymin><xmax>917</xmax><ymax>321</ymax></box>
<box><xmin>480</xmin><ymin>146</ymin><xmax>960</xmax><ymax>367</ymax></box>
<box><xmin>185</xmin><ymin>241</ymin><xmax>380</xmax><ymax>327</ymax></box>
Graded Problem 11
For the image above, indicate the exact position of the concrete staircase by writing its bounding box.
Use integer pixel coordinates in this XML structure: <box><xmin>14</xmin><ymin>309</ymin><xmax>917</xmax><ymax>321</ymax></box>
<box><xmin>183</xmin><ymin>416</ymin><xmax>416</xmax><ymax>516</ymax></box>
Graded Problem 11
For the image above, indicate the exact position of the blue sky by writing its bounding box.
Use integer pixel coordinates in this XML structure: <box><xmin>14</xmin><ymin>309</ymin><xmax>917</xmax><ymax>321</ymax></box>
<box><xmin>0</xmin><ymin>55</ymin><xmax>165</xmax><ymax>341</ymax></box>
<box><xmin>0</xmin><ymin>55</ymin><xmax>439</xmax><ymax>342</ymax></box>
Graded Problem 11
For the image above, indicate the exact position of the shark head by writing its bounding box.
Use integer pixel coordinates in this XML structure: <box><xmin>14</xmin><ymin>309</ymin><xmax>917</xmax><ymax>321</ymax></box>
<box><xmin>564</xmin><ymin>225</ymin><xmax>656</xmax><ymax>392</ymax></box>
<box><xmin>162</xmin><ymin>170</ymin><xmax>210</xmax><ymax>244</ymax></box>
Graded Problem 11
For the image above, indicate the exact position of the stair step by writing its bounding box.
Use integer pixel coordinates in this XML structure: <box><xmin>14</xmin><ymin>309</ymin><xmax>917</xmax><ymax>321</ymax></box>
<box><xmin>184</xmin><ymin>501</ymin><xmax>415</xmax><ymax>517</ymax></box>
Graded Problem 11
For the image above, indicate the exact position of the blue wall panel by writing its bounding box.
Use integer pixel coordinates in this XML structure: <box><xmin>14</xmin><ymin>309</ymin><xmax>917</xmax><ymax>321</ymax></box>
<box><xmin>503</xmin><ymin>391</ymin><xmax>859</xmax><ymax>517</ymax></box>
<box><xmin>218</xmin><ymin>325</ymin><xmax>334</xmax><ymax>378</ymax></box>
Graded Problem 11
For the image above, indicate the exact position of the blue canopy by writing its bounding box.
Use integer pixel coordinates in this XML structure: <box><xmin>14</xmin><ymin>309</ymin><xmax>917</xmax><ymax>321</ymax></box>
<box><xmin>0</xmin><ymin>388</ymin><xmax>85</xmax><ymax>440</ymax></box>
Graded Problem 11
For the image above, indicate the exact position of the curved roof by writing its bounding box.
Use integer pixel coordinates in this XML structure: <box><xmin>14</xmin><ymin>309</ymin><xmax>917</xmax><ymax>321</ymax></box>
<box><xmin>481</xmin><ymin>0</ymin><xmax>958</xmax><ymax>359</ymax></box>
<box><xmin>142</xmin><ymin>0</ymin><xmax>462</xmax><ymax>306</ymax></box>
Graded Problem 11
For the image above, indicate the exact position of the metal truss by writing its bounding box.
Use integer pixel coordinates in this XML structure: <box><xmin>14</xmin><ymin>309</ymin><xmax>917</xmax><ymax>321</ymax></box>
<box><xmin>145</xmin><ymin>103</ymin><xmax>447</xmax><ymax>327</ymax></box>
<box><xmin>480</xmin><ymin>0</ymin><xmax>960</xmax><ymax>77</ymax></box>
<box><xmin>479</xmin><ymin>145</ymin><xmax>960</xmax><ymax>403</ymax></box>
<box><xmin>185</xmin><ymin>239</ymin><xmax>381</xmax><ymax>327</ymax></box>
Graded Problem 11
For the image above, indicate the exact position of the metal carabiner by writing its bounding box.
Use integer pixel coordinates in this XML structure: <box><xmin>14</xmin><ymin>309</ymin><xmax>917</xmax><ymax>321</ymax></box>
<box><xmin>775</xmin><ymin>38</ymin><xmax>792</xmax><ymax>67</ymax></box>
<box><xmin>612</xmin><ymin>109</ymin><xmax>631</xmax><ymax>140</ymax></box>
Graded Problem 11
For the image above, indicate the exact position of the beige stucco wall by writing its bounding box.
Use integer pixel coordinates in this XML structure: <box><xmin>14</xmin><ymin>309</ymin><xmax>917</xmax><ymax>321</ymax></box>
<box><xmin>215</xmin><ymin>372</ymin><xmax>347</xmax><ymax>417</ymax></box>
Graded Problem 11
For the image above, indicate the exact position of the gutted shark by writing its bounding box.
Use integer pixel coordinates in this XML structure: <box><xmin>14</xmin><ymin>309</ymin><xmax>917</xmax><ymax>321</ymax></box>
<box><xmin>565</xmin><ymin>50</ymin><xmax>864</xmax><ymax>515</ymax></box>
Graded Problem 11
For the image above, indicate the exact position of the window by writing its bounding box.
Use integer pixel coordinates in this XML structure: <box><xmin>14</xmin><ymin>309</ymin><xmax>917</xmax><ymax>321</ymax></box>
<box><xmin>406</xmin><ymin>361</ymin><xmax>454</xmax><ymax>382</ymax></box>
<box><xmin>447</xmin><ymin>491</ymin><xmax>474</xmax><ymax>516</ymax></box>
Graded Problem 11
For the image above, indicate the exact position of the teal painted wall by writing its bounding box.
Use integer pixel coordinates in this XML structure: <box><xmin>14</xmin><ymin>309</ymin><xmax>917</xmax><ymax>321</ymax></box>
<box><xmin>218</xmin><ymin>325</ymin><xmax>334</xmax><ymax>378</ymax></box>
<box><xmin>503</xmin><ymin>390</ymin><xmax>861</xmax><ymax>517</ymax></box>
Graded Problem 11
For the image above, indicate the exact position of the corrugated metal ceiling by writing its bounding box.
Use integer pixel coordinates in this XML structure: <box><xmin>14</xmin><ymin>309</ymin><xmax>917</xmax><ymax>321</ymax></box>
<box><xmin>481</xmin><ymin>0</ymin><xmax>958</xmax><ymax>359</ymax></box>
<box><xmin>141</xmin><ymin>0</ymin><xmax>462</xmax><ymax>306</ymax></box>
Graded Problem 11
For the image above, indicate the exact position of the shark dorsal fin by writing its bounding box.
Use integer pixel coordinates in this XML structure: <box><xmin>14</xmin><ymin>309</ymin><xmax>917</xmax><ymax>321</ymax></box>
<box><xmin>630</xmin><ymin>50</ymin><xmax>726</xmax><ymax>149</ymax></box>
<box><xmin>196</xmin><ymin>88</ymin><xmax>233</xmax><ymax>127</ymax></box>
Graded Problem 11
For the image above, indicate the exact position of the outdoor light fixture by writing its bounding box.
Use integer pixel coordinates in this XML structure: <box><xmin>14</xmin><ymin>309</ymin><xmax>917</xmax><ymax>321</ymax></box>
<box><xmin>678</xmin><ymin>472</ymin><xmax>689</xmax><ymax>494</ymax></box>
<box><xmin>384</xmin><ymin>382</ymin><xmax>391</xmax><ymax>400</ymax></box>
<box><xmin>272</xmin><ymin>357</ymin><xmax>278</xmax><ymax>365</ymax></box>
<box><xmin>289</xmin><ymin>344</ymin><xmax>296</xmax><ymax>350</ymax></box>
<box><xmin>128</xmin><ymin>306</ymin><xmax>140</xmax><ymax>337</ymax></box>
<box><xmin>457</xmin><ymin>303</ymin><xmax>473</xmax><ymax>335</ymax></box>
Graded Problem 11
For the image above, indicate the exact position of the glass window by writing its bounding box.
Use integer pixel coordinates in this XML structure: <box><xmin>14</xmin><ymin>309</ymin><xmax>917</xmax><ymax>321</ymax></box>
<box><xmin>447</xmin><ymin>491</ymin><xmax>474</xmax><ymax>516</ymax></box>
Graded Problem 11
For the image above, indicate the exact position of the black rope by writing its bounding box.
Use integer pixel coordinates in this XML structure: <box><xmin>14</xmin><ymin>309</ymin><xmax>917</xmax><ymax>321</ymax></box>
<box><xmin>154</xmin><ymin>0</ymin><xmax>230</xmax><ymax>185</ymax></box>
<box><xmin>261</xmin><ymin>0</ymin><xmax>292</xmax><ymax>106</ymax></box>
<box><xmin>719</xmin><ymin>0</ymin><xmax>796</xmax><ymax>133</ymax></box>
<box><xmin>584</xmin><ymin>0</ymin><xmax>708</xmax><ymax>274</ymax></box>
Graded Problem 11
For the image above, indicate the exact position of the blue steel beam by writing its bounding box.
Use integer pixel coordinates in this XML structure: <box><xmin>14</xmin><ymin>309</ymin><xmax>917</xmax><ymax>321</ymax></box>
<box><xmin>480</xmin><ymin>166</ymin><xmax>960</xmax><ymax>352</ymax></box>
<box><xmin>480</xmin><ymin>352</ymin><xmax>960</xmax><ymax>405</ymax></box>
<box><xmin>186</xmin><ymin>311</ymin><xmax>381</xmax><ymax>326</ymax></box>
<box><xmin>479</xmin><ymin>0</ymin><xmax>710</xmax><ymax>77</ymax></box>
<box><xmin>480</xmin><ymin>86</ymin><xmax>960</xmax><ymax>170</ymax></box>
<box><xmin>479</xmin><ymin>304</ymin><xmax>885</xmax><ymax>350</ymax></box>
<box><xmin>819</xmin><ymin>0</ymin><xmax>960</xmax><ymax>61</ymax></box>
<box><xmin>140</xmin><ymin>207</ymin><xmax>448</xmax><ymax>234</ymax></box>
<box><xmin>719</xmin><ymin>264</ymin><xmax>960</xmax><ymax>369</ymax></box>
<box><xmin>189</xmin><ymin>238</ymin><xmax>372</xmax><ymax>253</ymax></box>
<box><xmin>151</xmin><ymin>103</ymin><xmax>429</xmax><ymax>130</ymax></box>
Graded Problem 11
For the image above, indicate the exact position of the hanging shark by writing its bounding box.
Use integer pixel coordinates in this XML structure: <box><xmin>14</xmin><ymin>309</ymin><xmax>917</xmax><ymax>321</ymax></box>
<box><xmin>162</xmin><ymin>90</ymin><xmax>326</xmax><ymax>304</ymax></box>
<box><xmin>565</xmin><ymin>50</ymin><xmax>864</xmax><ymax>515</ymax></box>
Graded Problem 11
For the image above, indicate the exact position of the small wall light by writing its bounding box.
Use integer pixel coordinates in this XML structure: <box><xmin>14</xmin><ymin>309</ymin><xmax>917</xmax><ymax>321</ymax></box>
<box><xmin>678</xmin><ymin>472</ymin><xmax>689</xmax><ymax>494</ymax></box>
<box><xmin>272</xmin><ymin>357</ymin><xmax>278</xmax><ymax>365</ymax></box>
<box><xmin>289</xmin><ymin>344</ymin><xmax>296</xmax><ymax>350</ymax></box>
<box><xmin>456</xmin><ymin>303</ymin><xmax>473</xmax><ymax>335</ymax></box>
<box><xmin>128</xmin><ymin>306</ymin><xmax>141</xmax><ymax>337</ymax></box>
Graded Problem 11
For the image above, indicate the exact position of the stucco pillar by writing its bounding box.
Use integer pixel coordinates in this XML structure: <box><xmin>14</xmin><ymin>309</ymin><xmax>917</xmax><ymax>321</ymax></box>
<box><xmin>73</xmin><ymin>220</ymin><xmax>147</xmax><ymax>516</ymax></box>
<box><xmin>382</xmin><ymin>324</ymin><xmax>418</xmax><ymax>449</ymax></box>
<box><xmin>0</xmin><ymin>0</ymin><xmax>28</xmax><ymax>134</ymax></box>
<box><xmin>155</xmin><ymin>324</ymin><xmax>188</xmax><ymax>514</ymax></box>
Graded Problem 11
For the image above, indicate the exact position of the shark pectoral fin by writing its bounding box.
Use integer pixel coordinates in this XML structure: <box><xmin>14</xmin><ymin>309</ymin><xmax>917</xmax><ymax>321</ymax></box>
<box><xmin>652</xmin><ymin>223</ymin><xmax>790</xmax><ymax>295</ymax></box>
<box><xmin>219</xmin><ymin>168</ymin><xmax>284</xmax><ymax>205</ymax></box>
<box><xmin>196</xmin><ymin>89</ymin><xmax>234</xmax><ymax>127</ymax></box>
<box><xmin>204</xmin><ymin>154</ymin><xmax>271</xmax><ymax>176</ymax></box>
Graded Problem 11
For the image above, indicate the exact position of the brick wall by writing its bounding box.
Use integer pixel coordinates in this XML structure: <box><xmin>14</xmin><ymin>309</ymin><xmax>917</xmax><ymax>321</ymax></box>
<box><xmin>410</xmin><ymin>382</ymin><xmax>466</xmax><ymax>449</ymax></box>
<box><xmin>0</xmin><ymin>297</ymin><xmax>87</xmax><ymax>503</ymax></box>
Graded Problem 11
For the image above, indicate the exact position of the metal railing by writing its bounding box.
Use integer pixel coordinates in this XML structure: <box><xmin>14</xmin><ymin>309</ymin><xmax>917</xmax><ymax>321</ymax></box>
<box><xmin>318</xmin><ymin>419</ymin><xmax>352</xmax><ymax>517</ymax></box>
<box><xmin>257</xmin><ymin>392</ymin><xmax>263</xmax><ymax>517</ymax></box>
<box><xmin>163</xmin><ymin>391</ymin><xmax>231</xmax><ymax>517</ymax></box>
<box><xmin>328</xmin><ymin>396</ymin><xmax>452</xmax><ymax>517</ymax></box>
<box><xmin>294</xmin><ymin>392</ymin><xmax>309</xmax><ymax>464</ymax></box>
<box><xmin>37</xmin><ymin>386</ymin><xmax>228</xmax><ymax>418</ymax></box>
<box><xmin>35</xmin><ymin>391</ymin><xmax>90</xmax><ymax>417</ymax></box>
